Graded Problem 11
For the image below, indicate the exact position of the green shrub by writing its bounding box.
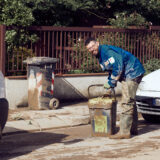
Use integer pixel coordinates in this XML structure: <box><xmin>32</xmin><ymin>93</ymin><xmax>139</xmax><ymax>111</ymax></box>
<box><xmin>143</xmin><ymin>58</ymin><xmax>160</xmax><ymax>75</ymax></box>
<box><xmin>69</xmin><ymin>39</ymin><xmax>102</xmax><ymax>74</ymax></box>
<box><xmin>7</xmin><ymin>47</ymin><xmax>35</xmax><ymax>76</ymax></box>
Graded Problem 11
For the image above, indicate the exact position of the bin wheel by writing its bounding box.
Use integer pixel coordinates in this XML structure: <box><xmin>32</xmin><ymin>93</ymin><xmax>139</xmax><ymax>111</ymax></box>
<box><xmin>49</xmin><ymin>98</ymin><xmax>59</xmax><ymax>109</ymax></box>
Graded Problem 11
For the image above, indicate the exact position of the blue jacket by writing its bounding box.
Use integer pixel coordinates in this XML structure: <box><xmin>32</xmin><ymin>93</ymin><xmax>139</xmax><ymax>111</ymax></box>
<box><xmin>98</xmin><ymin>45</ymin><xmax>145</xmax><ymax>87</ymax></box>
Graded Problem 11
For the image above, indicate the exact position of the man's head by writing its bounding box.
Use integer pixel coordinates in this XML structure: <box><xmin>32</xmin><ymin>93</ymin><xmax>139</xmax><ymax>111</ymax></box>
<box><xmin>85</xmin><ymin>38</ymin><xmax>99</xmax><ymax>56</ymax></box>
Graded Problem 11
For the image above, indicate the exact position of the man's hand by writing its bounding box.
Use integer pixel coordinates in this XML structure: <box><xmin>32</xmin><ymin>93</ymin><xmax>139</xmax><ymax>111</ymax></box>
<box><xmin>103</xmin><ymin>88</ymin><xmax>112</xmax><ymax>97</ymax></box>
<box><xmin>104</xmin><ymin>81</ymin><xmax>111</xmax><ymax>89</ymax></box>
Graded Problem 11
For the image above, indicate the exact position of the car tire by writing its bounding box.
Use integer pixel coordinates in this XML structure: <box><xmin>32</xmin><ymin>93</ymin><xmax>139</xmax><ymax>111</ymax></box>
<box><xmin>0</xmin><ymin>98</ymin><xmax>9</xmax><ymax>130</ymax></box>
<box><xmin>142</xmin><ymin>113</ymin><xmax>160</xmax><ymax>123</ymax></box>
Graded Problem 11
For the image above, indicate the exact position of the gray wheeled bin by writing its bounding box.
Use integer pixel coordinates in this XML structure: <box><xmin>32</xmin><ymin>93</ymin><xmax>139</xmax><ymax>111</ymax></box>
<box><xmin>24</xmin><ymin>57</ymin><xmax>59</xmax><ymax>110</ymax></box>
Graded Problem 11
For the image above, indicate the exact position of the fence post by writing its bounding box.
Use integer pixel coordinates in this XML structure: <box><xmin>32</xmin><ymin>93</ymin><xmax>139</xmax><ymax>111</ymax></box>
<box><xmin>0</xmin><ymin>25</ymin><xmax>6</xmax><ymax>75</ymax></box>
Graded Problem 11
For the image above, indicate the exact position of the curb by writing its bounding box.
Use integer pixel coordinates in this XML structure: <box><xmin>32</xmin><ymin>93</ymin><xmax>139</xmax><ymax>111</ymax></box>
<box><xmin>3</xmin><ymin>105</ymin><xmax>90</xmax><ymax>135</ymax></box>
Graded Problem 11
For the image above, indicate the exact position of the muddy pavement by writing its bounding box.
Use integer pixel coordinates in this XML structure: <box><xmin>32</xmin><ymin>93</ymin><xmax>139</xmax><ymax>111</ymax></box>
<box><xmin>1</xmin><ymin>119</ymin><xmax>160</xmax><ymax>160</ymax></box>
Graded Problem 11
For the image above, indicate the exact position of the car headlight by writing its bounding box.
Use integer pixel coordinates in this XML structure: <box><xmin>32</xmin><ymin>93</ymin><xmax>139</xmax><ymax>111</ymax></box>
<box><xmin>153</xmin><ymin>99</ymin><xmax>160</xmax><ymax>106</ymax></box>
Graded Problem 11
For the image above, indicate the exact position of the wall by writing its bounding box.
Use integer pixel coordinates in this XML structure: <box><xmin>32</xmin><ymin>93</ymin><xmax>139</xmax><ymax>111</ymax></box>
<box><xmin>5</xmin><ymin>75</ymin><xmax>122</xmax><ymax>109</ymax></box>
<box><xmin>5</xmin><ymin>78</ymin><xmax>28</xmax><ymax>109</ymax></box>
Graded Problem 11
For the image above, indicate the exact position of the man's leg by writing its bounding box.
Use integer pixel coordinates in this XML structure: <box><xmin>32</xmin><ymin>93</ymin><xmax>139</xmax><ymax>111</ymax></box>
<box><xmin>109</xmin><ymin>80</ymin><xmax>139</xmax><ymax>139</ymax></box>
<box><xmin>130</xmin><ymin>105</ymin><xmax>138</xmax><ymax>135</ymax></box>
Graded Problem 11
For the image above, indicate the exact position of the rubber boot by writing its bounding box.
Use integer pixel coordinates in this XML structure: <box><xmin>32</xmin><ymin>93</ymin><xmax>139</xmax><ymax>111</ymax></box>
<box><xmin>130</xmin><ymin>107</ymin><xmax>138</xmax><ymax>135</ymax></box>
<box><xmin>109</xmin><ymin>114</ymin><xmax>133</xmax><ymax>139</ymax></box>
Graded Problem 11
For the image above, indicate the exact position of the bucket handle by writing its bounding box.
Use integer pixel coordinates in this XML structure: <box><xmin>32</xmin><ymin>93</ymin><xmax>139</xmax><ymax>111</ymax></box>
<box><xmin>88</xmin><ymin>84</ymin><xmax>116</xmax><ymax>101</ymax></box>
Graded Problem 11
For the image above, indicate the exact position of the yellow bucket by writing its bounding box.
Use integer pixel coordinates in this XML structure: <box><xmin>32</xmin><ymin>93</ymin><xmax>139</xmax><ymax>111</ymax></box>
<box><xmin>88</xmin><ymin>85</ymin><xmax>117</xmax><ymax>137</ymax></box>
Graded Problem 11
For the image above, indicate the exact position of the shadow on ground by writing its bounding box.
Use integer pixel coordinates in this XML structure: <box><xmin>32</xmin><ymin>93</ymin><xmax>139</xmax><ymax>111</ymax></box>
<box><xmin>138</xmin><ymin>119</ymin><xmax>160</xmax><ymax>135</ymax></box>
<box><xmin>0</xmin><ymin>127</ymin><xmax>84</xmax><ymax>160</ymax></box>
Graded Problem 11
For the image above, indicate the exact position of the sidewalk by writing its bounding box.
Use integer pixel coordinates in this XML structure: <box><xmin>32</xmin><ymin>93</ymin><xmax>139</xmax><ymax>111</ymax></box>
<box><xmin>3</xmin><ymin>100</ymin><xmax>122</xmax><ymax>135</ymax></box>
<box><xmin>3</xmin><ymin>101</ymin><xmax>91</xmax><ymax>135</ymax></box>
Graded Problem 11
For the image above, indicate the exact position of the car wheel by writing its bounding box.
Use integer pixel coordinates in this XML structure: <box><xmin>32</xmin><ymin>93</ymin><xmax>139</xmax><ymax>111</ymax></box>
<box><xmin>0</xmin><ymin>98</ymin><xmax>9</xmax><ymax>130</ymax></box>
<box><xmin>142</xmin><ymin>113</ymin><xmax>160</xmax><ymax>123</ymax></box>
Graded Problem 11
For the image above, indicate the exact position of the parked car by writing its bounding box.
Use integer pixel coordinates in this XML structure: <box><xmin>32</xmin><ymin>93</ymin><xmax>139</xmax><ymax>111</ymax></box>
<box><xmin>0</xmin><ymin>71</ymin><xmax>9</xmax><ymax>139</ymax></box>
<box><xmin>136</xmin><ymin>69</ymin><xmax>160</xmax><ymax>122</ymax></box>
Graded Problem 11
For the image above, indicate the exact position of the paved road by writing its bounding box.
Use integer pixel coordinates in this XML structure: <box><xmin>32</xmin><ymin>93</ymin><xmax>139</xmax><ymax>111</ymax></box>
<box><xmin>1</xmin><ymin>119</ymin><xmax>160</xmax><ymax>160</ymax></box>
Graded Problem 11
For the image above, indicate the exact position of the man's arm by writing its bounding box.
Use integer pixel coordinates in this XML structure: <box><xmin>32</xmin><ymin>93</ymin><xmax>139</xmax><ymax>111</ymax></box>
<box><xmin>103</xmin><ymin>56</ymin><xmax>123</xmax><ymax>89</ymax></box>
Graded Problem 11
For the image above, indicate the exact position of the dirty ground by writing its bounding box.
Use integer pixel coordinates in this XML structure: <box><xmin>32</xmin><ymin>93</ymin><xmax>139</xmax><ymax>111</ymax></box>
<box><xmin>1</xmin><ymin>119</ymin><xmax>160</xmax><ymax>160</ymax></box>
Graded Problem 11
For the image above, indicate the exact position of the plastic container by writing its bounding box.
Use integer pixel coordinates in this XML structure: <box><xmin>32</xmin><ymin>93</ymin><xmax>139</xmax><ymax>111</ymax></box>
<box><xmin>24</xmin><ymin>57</ymin><xmax>59</xmax><ymax>110</ymax></box>
<box><xmin>88</xmin><ymin>85</ymin><xmax>117</xmax><ymax>137</ymax></box>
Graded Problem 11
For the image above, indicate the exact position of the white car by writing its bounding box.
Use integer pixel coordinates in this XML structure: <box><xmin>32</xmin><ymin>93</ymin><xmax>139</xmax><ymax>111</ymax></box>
<box><xmin>0</xmin><ymin>71</ymin><xmax>9</xmax><ymax>139</ymax></box>
<box><xmin>136</xmin><ymin>69</ymin><xmax>160</xmax><ymax>122</ymax></box>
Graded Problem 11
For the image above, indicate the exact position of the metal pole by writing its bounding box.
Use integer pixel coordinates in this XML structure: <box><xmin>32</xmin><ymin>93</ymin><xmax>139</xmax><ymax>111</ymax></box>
<box><xmin>0</xmin><ymin>25</ymin><xmax>6</xmax><ymax>75</ymax></box>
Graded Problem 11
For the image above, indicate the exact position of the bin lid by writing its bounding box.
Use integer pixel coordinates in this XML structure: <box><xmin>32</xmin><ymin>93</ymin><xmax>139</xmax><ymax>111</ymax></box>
<box><xmin>23</xmin><ymin>57</ymin><xmax>59</xmax><ymax>65</ymax></box>
<box><xmin>88</xmin><ymin>97</ymin><xmax>116</xmax><ymax>109</ymax></box>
